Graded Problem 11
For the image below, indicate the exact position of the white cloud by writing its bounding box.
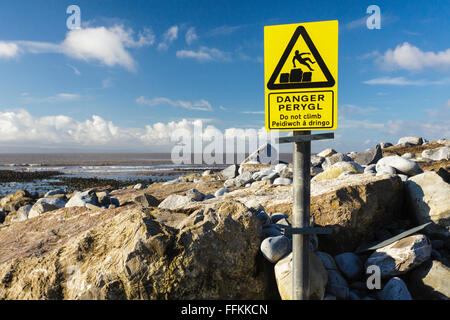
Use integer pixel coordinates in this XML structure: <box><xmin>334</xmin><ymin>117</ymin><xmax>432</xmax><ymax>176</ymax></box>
<box><xmin>0</xmin><ymin>41</ymin><xmax>19</xmax><ymax>59</ymax></box>
<box><xmin>12</xmin><ymin>25</ymin><xmax>154</xmax><ymax>71</ymax></box>
<box><xmin>206</xmin><ymin>25</ymin><xmax>242</xmax><ymax>37</ymax></box>
<box><xmin>21</xmin><ymin>93</ymin><xmax>81</xmax><ymax>104</ymax></box>
<box><xmin>67</xmin><ymin>64</ymin><xmax>81</xmax><ymax>75</ymax></box>
<box><xmin>425</xmin><ymin>99</ymin><xmax>450</xmax><ymax>117</ymax></box>
<box><xmin>176</xmin><ymin>46</ymin><xmax>230</xmax><ymax>62</ymax></box>
<box><xmin>363</xmin><ymin>76</ymin><xmax>448</xmax><ymax>86</ymax></box>
<box><xmin>185</xmin><ymin>27</ymin><xmax>198</xmax><ymax>45</ymax></box>
<box><xmin>158</xmin><ymin>25</ymin><xmax>178</xmax><ymax>51</ymax></box>
<box><xmin>136</xmin><ymin>96</ymin><xmax>213</xmax><ymax>111</ymax></box>
<box><xmin>241</xmin><ymin>111</ymin><xmax>265</xmax><ymax>114</ymax></box>
<box><xmin>380</xmin><ymin>42</ymin><xmax>450</xmax><ymax>71</ymax></box>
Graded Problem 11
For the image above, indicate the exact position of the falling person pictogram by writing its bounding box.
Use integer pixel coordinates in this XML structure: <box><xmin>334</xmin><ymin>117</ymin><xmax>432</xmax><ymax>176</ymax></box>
<box><xmin>292</xmin><ymin>50</ymin><xmax>316</xmax><ymax>71</ymax></box>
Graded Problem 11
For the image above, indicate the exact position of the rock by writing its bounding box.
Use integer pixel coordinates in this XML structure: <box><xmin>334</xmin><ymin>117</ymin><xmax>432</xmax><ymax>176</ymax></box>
<box><xmin>311</xmin><ymin>155</ymin><xmax>325</xmax><ymax>167</ymax></box>
<box><xmin>317</xmin><ymin>148</ymin><xmax>337</xmax><ymax>158</ymax></box>
<box><xmin>0</xmin><ymin>190</ymin><xmax>34</xmax><ymax>212</ymax></box>
<box><xmin>133</xmin><ymin>194</ymin><xmax>159</xmax><ymax>208</ymax></box>
<box><xmin>274</xmin><ymin>163</ymin><xmax>287</xmax><ymax>173</ymax></box>
<box><xmin>223</xmin><ymin>179</ymin><xmax>236</xmax><ymax>188</ymax></box>
<box><xmin>376</xmin><ymin>155</ymin><xmax>422</xmax><ymax>176</ymax></box>
<box><xmin>323</xmin><ymin>294</ymin><xmax>336</xmax><ymax>300</ymax></box>
<box><xmin>402</xmin><ymin>153</ymin><xmax>415</xmax><ymax>159</ymax></box>
<box><xmin>349</xmin><ymin>291</ymin><xmax>361</xmax><ymax>300</ymax></box>
<box><xmin>334</xmin><ymin>253</ymin><xmax>363</xmax><ymax>280</ymax></box>
<box><xmin>397</xmin><ymin>136</ymin><xmax>423</xmax><ymax>146</ymax></box>
<box><xmin>158</xmin><ymin>195</ymin><xmax>191</xmax><ymax>211</ymax></box>
<box><xmin>422</xmin><ymin>146</ymin><xmax>450</xmax><ymax>161</ymax></box>
<box><xmin>260</xmin><ymin>235</ymin><xmax>291</xmax><ymax>263</ymax></box>
<box><xmin>4</xmin><ymin>204</ymin><xmax>32</xmax><ymax>223</ymax></box>
<box><xmin>378</xmin><ymin>277</ymin><xmax>412</xmax><ymax>300</ymax></box>
<box><xmin>96</xmin><ymin>191</ymin><xmax>110</xmax><ymax>206</ymax></box>
<box><xmin>85</xmin><ymin>203</ymin><xmax>102</xmax><ymax>210</ymax></box>
<box><xmin>376</xmin><ymin>165</ymin><xmax>396</xmax><ymax>176</ymax></box>
<box><xmin>274</xmin><ymin>251</ymin><xmax>328</xmax><ymax>300</ymax></box>
<box><xmin>28</xmin><ymin>198</ymin><xmax>66</xmax><ymax>219</ymax></box>
<box><xmin>44</xmin><ymin>189</ymin><xmax>66</xmax><ymax>197</ymax></box>
<box><xmin>65</xmin><ymin>190</ymin><xmax>99</xmax><ymax>208</ymax></box>
<box><xmin>0</xmin><ymin>209</ymin><xmax>7</xmax><ymax>224</ymax></box>
<box><xmin>273</xmin><ymin>178</ymin><xmax>292</xmax><ymax>185</ymax></box>
<box><xmin>311</xmin><ymin>174</ymin><xmax>404</xmax><ymax>254</ymax></box>
<box><xmin>407</xmin><ymin>260</ymin><xmax>450</xmax><ymax>300</ymax></box>
<box><xmin>354</xmin><ymin>144</ymin><xmax>382</xmax><ymax>166</ymax></box>
<box><xmin>185</xmin><ymin>189</ymin><xmax>204</xmax><ymax>201</ymax></box>
<box><xmin>133</xmin><ymin>184</ymin><xmax>145</xmax><ymax>190</ymax></box>
<box><xmin>255</xmin><ymin>211</ymin><xmax>271</xmax><ymax>226</ymax></box>
<box><xmin>234</xmin><ymin>172</ymin><xmax>253</xmax><ymax>187</ymax></box>
<box><xmin>375</xmin><ymin>228</ymin><xmax>392</xmax><ymax>241</ymax></box>
<box><xmin>322</xmin><ymin>153</ymin><xmax>353</xmax><ymax>170</ymax></box>
<box><xmin>278</xmin><ymin>167</ymin><xmax>293</xmax><ymax>179</ymax></box>
<box><xmin>221</xmin><ymin>164</ymin><xmax>239</xmax><ymax>179</ymax></box>
<box><xmin>0</xmin><ymin>201</ymin><xmax>269</xmax><ymax>299</ymax></box>
<box><xmin>316</xmin><ymin>251</ymin><xmax>337</xmax><ymax>270</ymax></box>
<box><xmin>263</xmin><ymin>225</ymin><xmax>283</xmax><ymax>238</ymax></box>
<box><xmin>436</xmin><ymin>167</ymin><xmax>450</xmax><ymax>184</ymax></box>
<box><xmin>326</xmin><ymin>269</ymin><xmax>349</xmax><ymax>299</ymax></box>
<box><xmin>379</xmin><ymin>142</ymin><xmax>393</xmax><ymax>148</ymax></box>
<box><xmin>338</xmin><ymin>171</ymin><xmax>356</xmax><ymax>178</ymax></box>
<box><xmin>397</xmin><ymin>174</ymin><xmax>408</xmax><ymax>182</ymax></box>
<box><xmin>270</xmin><ymin>213</ymin><xmax>289</xmax><ymax>224</ymax></box>
<box><xmin>202</xmin><ymin>170</ymin><xmax>211</xmax><ymax>176</ymax></box>
<box><xmin>241</xmin><ymin>143</ymin><xmax>275</xmax><ymax>164</ymax></box>
<box><xmin>261</xmin><ymin>171</ymin><xmax>279</xmax><ymax>183</ymax></box>
<box><xmin>365</xmin><ymin>234</ymin><xmax>432</xmax><ymax>278</ymax></box>
<box><xmin>406</xmin><ymin>171</ymin><xmax>450</xmax><ymax>236</ymax></box>
<box><xmin>252</xmin><ymin>169</ymin><xmax>273</xmax><ymax>181</ymax></box>
<box><xmin>311</xmin><ymin>166</ymin><xmax>323</xmax><ymax>177</ymax></box>
<box><xmin>214</xmin><ymin>188</ymin><xmax>230</xmax><ymax>197</ymax></box>
<box><xmin>364</xmin><ymin>164</ymin><xmax>376</xmax><ymax>174</ymax></box>
<box><xmin>313</xmin><ymin>161</ymin><xmax>363</xmax><ymax>182</ymax></box>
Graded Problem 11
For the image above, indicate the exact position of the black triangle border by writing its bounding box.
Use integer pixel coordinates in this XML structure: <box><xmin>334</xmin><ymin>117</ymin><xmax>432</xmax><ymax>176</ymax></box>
<box><xmin>267</xmin><ymin>26</ymin><xmax>335</xmax><ymax>90</ymax></box>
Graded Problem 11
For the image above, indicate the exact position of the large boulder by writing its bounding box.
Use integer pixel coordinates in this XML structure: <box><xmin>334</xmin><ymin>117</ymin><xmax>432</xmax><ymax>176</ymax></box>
<box><xmin>313</xmin><ymin>161</ymin><xmax>363</xmax><ymax>182</ymax></box>
<box><xmin>133</xmin><ymin>194</ymin><xmax>160</xmax><ymax>208</ymax></box>
<box><xmin>311</xmin><ymin>174</ymin><xmax>404</xmax><ymax>254</ymax></box>
<box><xmin>158</xmin><ymin>195</ymin><xmax>191</xmax><ymax>211</ymax></box>
<box><xmin>65</xmin><ymin>190</ymin><xmax>99</xmax><ymax>208</ymax></box>
<box><xmin>220</xmin><ymin>165</ymin><xmax>239</xmax><ymax>179</ymax></box>
<box><xmin>3</xmin><ymin>204</ymin><xmax>32</xmax><ymax>224</ymax></box>
<box><xmin>274</xmin><ymin>251</ymin><xmax>328</xmax><ymax>300</ymax></box>
<box><xmin>321</xmin><ymin>153</ymin><xmax>352</xmax><ymax>170</ymax></box>
<box><xmin>0</xmin><ymin>201</ymin><xmax>269</xmax><ymax>299</ymax></box>
<box><xmin>421</xmin><ymin>146</ymin><xmax>450</xmax><ymax>161</ymax></box>
<box><xmin>317</xmin><ymin>148</ymin><xmax>337</xmax><ymax>158</ymax></box>
<box><xmin>0</xmin><ymin>190</ymin><xmax>34</xmax><ymax>212</ymax></box>
<box><xmin>405</xmin><ymin>171</ymin><xmax>450</xmax><ymax>236</ymax></box>
<box><xmin>397</xmin><ymin>136</ymin><xmax>423</xmax><ymax>146</ymax></box>
<box><xmin>365</xmin><ymin>234</ymin><xmax>432</xmax><ymax>278</ymax></box>
<box><xmin>376</xmin><ymin>155</ymin><xmax>423</xmax><ymax>176</ymax></box>
<box><xmin>28</xmin><ymin>198</ymin><xmax>66</xmax><ymax>219</ymax></box>
<box><xmin>354</xmin><ymin>144</ymin><xmax>383</xmax><ymax>166</ymax></box>
<box><xmin>407</xmin><ymin>260</ymin><xmax>450</xmax><ymax>300</ymax></box>
<box><xmin>334</xmin><ymin>252</ymin><xmax>363</xmax><ymax>281</ymax></box>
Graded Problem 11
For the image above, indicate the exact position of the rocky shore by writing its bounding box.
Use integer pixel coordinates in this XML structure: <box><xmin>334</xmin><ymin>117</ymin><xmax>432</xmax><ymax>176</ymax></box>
<box><xmin>0</xmin><ymin>136</ymin><xmax>449</xmax><ymax>300</ymax></box>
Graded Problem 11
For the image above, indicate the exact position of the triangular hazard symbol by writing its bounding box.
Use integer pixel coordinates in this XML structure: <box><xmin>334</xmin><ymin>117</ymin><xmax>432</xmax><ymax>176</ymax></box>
<box><xmin>267</xmin><ymin>26</ymin><xmax>335</xmax><ymax>90</ymax></box>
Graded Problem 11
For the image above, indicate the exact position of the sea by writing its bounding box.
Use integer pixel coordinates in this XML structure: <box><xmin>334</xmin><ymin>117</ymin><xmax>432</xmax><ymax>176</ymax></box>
<box><xmin>0</xmin><ymin>153</ymin><xmax>293</xmax><ymax>197</ymax></box>
<box><xmin>0</xmin><ymin>153</ymin><xmax>224</xmax><ymax>196</ymax></box>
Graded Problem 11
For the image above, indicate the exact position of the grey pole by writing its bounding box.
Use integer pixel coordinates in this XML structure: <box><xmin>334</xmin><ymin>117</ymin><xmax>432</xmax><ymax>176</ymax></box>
<box><xmin>292</xmin><ymin>130</ymin><xmax>311</xmax><ymax>300</ymax></box>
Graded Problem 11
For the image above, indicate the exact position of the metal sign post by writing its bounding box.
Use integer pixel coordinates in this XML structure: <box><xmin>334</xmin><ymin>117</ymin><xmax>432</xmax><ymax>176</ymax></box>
<box><xmin>292</xmin><ymin>130</ymin><xmax>311</xmax><ymax>300</ymax></box>
<box><xmin>277</xmin><ymin>132</ymin><xmax>334</xmax><ymax>300</ymax></box>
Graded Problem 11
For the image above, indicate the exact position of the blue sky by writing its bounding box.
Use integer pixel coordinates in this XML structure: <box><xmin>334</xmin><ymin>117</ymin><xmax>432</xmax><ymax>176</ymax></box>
<box><xmin>0</xmin><ymin>0</ymin><xmax>449</xmax><ymax>153</ymax></box>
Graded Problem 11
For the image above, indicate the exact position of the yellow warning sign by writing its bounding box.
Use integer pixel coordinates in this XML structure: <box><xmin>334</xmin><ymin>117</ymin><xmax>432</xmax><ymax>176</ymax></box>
<box><xmin>265</xmin><ymin>20</ymin><xmax>338</xmax><ymax>131</ymax></box>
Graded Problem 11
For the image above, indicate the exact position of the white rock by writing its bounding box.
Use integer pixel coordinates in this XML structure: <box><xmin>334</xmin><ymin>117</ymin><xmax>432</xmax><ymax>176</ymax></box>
<box><xmin>273</xmin><ymin>178</ymin><xmax>292</xmax><ymax>185</ymax></box>
<box><xmin>214</xmin><ymin>188</ymin><xmax>230</xmax><ymax>197</ymax></box>
<box><xmin>405</xmin><ymin>171</ymin><xmax>450</xmax><ymax>236</ymax></box>
<box><xmin>65</xmin><ymin>190</ymin><xmax>98</xmax><ymax>208</ymax></box>
<box><xmin>274</xmin><ymin>163</ymin><xmax>288</xmax><ymax>173</ymax></box>
<box><xmin>317</xmin><ymin>148</ymin><xmax>337</xmax><ymax>158</ymax></box>
<box><xmin>260</xmin><ymin>235</ymin><xmax>291</xmax><ymax>263</ymax></box>
<box><xmin>366</xmin><ymin>234</ymin><xmax>432</xmax><ymax>277</ymax></box>
<box><xmin>158</xmin><ymin>195</ymin><xmax>191</xmax><ymax>210</ymax></box>
<box><xmin>421</xmin><ymin>146</ymin><xmax>450</xmax><ymax>161</ymax></box>
<box><xmin>376</xmin><ymin>155</ymin><xmax>422</xmax><ymax>176</ymax></box>
<box><xmin>397</xmin><ymin>136</ymin><xmax>423</xmax><ymax>146</ymax></box>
